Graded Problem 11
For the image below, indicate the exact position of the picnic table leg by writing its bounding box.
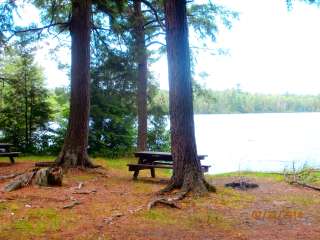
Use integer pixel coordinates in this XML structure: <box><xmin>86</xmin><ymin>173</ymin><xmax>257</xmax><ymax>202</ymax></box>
<box><xmin>9</xmin><ymin>156</ymin><xmax>15</xmax><ymax>164</ymax></box>
<box><xmin>133</xmin><ymin>170</ymin><xmax>140</xmax><ymax>180</ymax></box>
<box><xmin>150</xmin><ymin>168</ymin><xmax>155</xmax><ymax>178</ymax></box>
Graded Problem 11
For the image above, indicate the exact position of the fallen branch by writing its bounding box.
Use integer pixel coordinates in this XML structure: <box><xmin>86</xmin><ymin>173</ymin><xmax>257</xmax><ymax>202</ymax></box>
<box><xmin>72</xmin><ymin>189</ymin><xmax>97</xmax><ymax>195</ymax></box>
<box><xmin>102</xmin><ymin>206</ymin><xmax>144</xmax><ymax>225</ymax></box>
<box><xmin>77</xmin><ymin>182</ymin><xmax>84</xmax><ymax>189</ymax></box>
<box><xmin>63</xmin><ymin>200</ymin><xmax>81</xmax><ymax>209</ymax></box>
<box><xmin>104</xmin><ymin>212</ymin><xmax>124</xmax><ymax>224</ymax></box>
<box><xmin>289</xmin><ymin>181</ymin><xmax>320</xmax><ymax>191</ymax></box>
<box><xmin>4</xmin><ymin>170</ymin><xmax>37</xmax><ymax>192</ymax></box>
<box><xmin>128</xmin><ymin>206</ymin><xmax>144</xmax><ymax>214</ymax></box>
<box><xmin>0</xmin><ymin>172</ymin><xmax>25</xmax><ymax>181</ymax></box>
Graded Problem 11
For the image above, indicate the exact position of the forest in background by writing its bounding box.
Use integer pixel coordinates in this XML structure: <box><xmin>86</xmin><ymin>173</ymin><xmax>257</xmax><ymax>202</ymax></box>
<box><xmin>157</xmin><ymin>85</ymin><xmax>320</xmax><ymax>114</ymax></box>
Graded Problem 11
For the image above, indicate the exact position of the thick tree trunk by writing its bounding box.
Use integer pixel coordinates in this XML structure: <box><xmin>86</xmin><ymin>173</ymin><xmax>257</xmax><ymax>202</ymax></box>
<box><xmin>133</xmin><ymin>0</ymin><xmax>148</xmax><ymax>151</ymax></box>
<box><xmin>163</xmin><ymin>0</ymin><xmax>214</xmax><ymax>194</ymax></box>
<box><xmin>24</xmin><ymin>70</ymin><xmax>29</xmax><ymax>148</ymax></box>
<box><xmin>56</xmin><ymin>0</ymin><xmax>93</xmax><ymax>168</ymax></box>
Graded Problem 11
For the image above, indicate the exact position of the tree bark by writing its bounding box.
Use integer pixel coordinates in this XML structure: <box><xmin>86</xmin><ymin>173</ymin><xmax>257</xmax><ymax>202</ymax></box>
<box><xmin>56</xmin><ymin>0</ymin><xmax>93</xmax><ymax>168</ymax></box>
<box><xmin>24</xmin><ymin>69</ymin><xmax>29</xmax><ymax>148</ymax></box>
<box><xmin>133</xmin><ymin>0</ymin><xmax>148</xmax><ymax>151</ymax></box>
<box><xmin>163</xmin><ymin>0</ymin><xmax>215</xmax><ymax>194</ymax></box>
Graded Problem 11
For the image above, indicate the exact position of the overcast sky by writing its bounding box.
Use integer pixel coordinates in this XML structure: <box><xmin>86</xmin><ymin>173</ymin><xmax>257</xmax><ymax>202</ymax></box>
<box><xmin>152</xmin><ymin>0</ymin><xmax>320</xmax><ymax>94</ymax></box>
<box><xmin>13</xmin><ymin>0</ymin><xmax>320</xmax><ymax>95</ymax></box>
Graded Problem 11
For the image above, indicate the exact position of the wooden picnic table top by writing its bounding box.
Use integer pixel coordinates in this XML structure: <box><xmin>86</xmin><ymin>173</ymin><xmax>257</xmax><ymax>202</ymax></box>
<box><xmin>134</xmin><ymin>151</ymin><xmax>208</xmax><ymax>161</ymax></box>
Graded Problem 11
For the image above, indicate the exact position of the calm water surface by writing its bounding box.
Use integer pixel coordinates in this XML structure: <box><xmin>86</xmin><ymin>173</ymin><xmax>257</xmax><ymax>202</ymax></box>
<box><xmin>193</xmin><ymin>113</ymin><xmax>320</xmax><ymax>174</ymax></box>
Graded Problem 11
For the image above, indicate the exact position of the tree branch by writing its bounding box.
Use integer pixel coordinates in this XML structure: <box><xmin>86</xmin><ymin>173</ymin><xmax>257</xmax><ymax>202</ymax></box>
<box><xmin>6</xmin><ymin>22</ymin><xmax>69</xmax><ymax>43</ymax></box>
<box><xmin>139</xmin><ymin>0</ymin><xmax>165</xmax><ymax>31</ymax></box>
<box><xmin>146</xmin><ymin>40</ymin><xmax>165</xmax><ymax>47</ymax></box>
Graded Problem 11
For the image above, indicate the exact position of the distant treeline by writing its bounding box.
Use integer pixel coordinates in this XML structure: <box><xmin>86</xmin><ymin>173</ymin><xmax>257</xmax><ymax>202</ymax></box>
<box><xmin>155</xmin><ymin>88</ymin><xmax>320</xmax><ymax>114</ymax></box>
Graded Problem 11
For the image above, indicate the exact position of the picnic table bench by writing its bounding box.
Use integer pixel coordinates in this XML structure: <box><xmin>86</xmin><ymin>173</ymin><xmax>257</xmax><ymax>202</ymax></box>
<box><xmin>0</xmin><ymin>143</ymin><xmax>20</xmax><ymax>164</ymax></box>
<box><xmin>128</xmin><ymin>151</ymin><xmax>210</xmax><ymax>180</ymax></box>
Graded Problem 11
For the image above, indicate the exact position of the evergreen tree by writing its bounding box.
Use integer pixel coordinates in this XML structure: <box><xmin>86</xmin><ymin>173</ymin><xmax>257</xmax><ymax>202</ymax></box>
<box><xmin>0</xmin><ymin>47</ymin><xmax>51</xmax><ymax>152</ymax></box>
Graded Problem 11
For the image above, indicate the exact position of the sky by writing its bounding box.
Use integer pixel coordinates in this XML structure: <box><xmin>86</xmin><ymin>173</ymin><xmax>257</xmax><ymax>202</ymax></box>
<box><xmin>11</xmin><ymin>0</ymin><xmax>320</xmax><ymax>95</ymax></box>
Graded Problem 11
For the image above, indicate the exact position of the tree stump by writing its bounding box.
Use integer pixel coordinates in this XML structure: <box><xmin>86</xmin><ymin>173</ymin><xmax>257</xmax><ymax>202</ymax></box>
<box><xmin>3</xmin><ymin>167</ymin><xmax>63</xmax><ymax>192</ymax></box>
<box><xmin>35</xmin><ymin>167</ymin><xmax>63</xmax><ymax>186</ymax></box>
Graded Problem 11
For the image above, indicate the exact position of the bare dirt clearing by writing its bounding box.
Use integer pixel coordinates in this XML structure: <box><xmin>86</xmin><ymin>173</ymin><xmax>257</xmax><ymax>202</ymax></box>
<box><xmin>0</xmin><ymin>157</ymin><xmax>320</xmax><ymax>240</ymax></box>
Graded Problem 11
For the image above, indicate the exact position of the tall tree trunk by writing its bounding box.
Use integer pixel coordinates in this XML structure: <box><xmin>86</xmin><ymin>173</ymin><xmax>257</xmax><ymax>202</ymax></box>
<box><xmin>24</xmin><ymin>69</ymin><xmax>29</xmax><ymax>149</ymax></box>
<box><xmin>133</xmin><ymin>0</ymin><xmax>148</xmax><ymax>151</ymax></box>
<box><xmin>56</xmin><ymin>0</ymin><xmax>93</xmax><ymax>168</ymax></box>
<box><xmin>163</xmin><ymin>0</ymin><xmax>215</xmax><ymax>194</ymax></box>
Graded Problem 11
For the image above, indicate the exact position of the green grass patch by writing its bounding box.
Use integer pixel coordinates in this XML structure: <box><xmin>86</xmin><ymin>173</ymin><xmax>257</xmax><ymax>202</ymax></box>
<box><xmin>141</xmin><ymin>209</ymin><xmax>177</xmax><ymax>225</ymax></box>
<box><xmin>15</xmin><ymin>208</ymin><xmax>60</xmax><ymax>234</ymax></box>
<box><xmin>66</xmin><ymin>173</ymin><xmax>96</xmax><ymax>182</ymax></box>
<box><xmin>186</xmin><ymin>210</ymin><xmax>233</xmax><ymax>230</ymax></box>
<box><xmin>0</xmin><ymin>202</ymin><xmax>21</xmax><ymax>213</ymax></box>
<box><xmin>208</xmin><ymin>171</ymin><xmax>284</xmax><ymax>182</ymax></box>
<box><xmin>193</xmin><ymin>185</ymin><xmax>256</xmax><ymax>209</ymax></box>
<box><xmin>140</xmin><ymin>208</ymin><xmax>233</xmax><ymax>230</ymax></box>
<box><xmin>0</xmin><ymin>207</ymin><xmax>68</xmax><ymax>239</ymax></box>
<box><xmin>16</xmin><ymin>155</ymin><xmax>55</xmax><ymax>162</ymax></box>
<box><xmin>280</xmin><ymin>195</ymin><xmax>320</xmax><ymax>207</ymax></box>
<box><xmin>94</xmin><ymin>157</ymin><xmax>134</xmax><ymax>170</ymax></box>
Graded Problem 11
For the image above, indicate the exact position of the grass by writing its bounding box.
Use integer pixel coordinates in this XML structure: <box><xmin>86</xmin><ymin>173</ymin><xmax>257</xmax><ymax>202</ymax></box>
<box><xmin>208</xmin><ymin>171</ymin><xmax>284</xmax><ymax>182</ymax></box>
<box><xmin>139</xmin><ymin>206</ymin><xmax>234</xmax><ymax>231</ymax></box>
<box><xmin>141</xmin><ymin>209</ymin><xmax>177</xmax><ymax>225</ymax></box>
<box><xmin>15</xmin><ymin>155</ymin><xmax>55</xmax><ymax>162</ymax></box>
<box><xmin>0</xmin><ymin>206</ymin><xmax>77</xmax><ymax>239</ymax></box>
<box><xmin>215</xmin><ymin>187</ymin><xmax>256</xmax><ymax>208</ymax></box>
<box><xmin>14</xmin><ymin>208</ymin><xmax>61</xmax><ymax>235</ymax></box>
<box><xmin>186</xmin><ymin>210</ymin><xmax>233</xmax><ymax>230</ymax></box>
<box><xmin>0</xmin><ymin>202</ymin><xmax>21</xmax><ymax>214</ymax></box>
<box><xmin>280</xmin><ymin>195</ymin><xmax>320</xmax><ymax>207</ymax></box>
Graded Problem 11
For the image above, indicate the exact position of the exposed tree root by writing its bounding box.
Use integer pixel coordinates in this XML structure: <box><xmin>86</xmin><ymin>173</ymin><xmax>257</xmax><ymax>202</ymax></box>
<box><xmin>157</xmin><ymin>181</ymin><xmax>177</xmax><ymax>195</ymax></box>
<box><xmin>158</xmin><ymin>176</ymin><xmax>216</xmax><ymax>196</ymax></box>
<box><xmin>148</xmin><ymin>191</ymin><xmax>187</xmax><ymax>210</ymax></box>
<box><xmin>148</xmin><ymin>198</ymin><xmax>181</xmax><ymax>210</ymax></box>
<box><xmin>203</xmin><ymin>179</ymin><xmax>217</xmax><ymax>193</ymax></box>
<box><xmin>151</xmin><ymin>175</ymin><xmax>216</xmax><ymax>209</ymax></box>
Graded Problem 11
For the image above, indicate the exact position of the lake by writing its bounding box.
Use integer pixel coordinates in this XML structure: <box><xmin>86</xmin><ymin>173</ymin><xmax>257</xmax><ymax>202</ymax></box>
<box><xmin>193</xmin><ymin>112</ymin><xmax>320</xmax><ymax>174</ymax></box>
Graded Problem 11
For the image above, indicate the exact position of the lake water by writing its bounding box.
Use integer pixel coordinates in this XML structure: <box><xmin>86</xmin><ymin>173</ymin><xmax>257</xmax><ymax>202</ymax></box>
<box><xmin>193</xmin><ymin>113</ymin><xmax>320</xmax><ymax>174</ymax></box>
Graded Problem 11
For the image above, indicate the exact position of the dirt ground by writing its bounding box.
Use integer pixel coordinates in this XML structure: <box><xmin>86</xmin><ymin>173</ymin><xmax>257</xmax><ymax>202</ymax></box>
<box><xmin>0</xmin><ymin>157</ymin><xmax>320</xmax><ymax>240</ymax></box>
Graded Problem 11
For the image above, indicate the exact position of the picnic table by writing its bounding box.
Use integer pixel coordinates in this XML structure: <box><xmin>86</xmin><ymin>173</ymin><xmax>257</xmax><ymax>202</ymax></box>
<box><xmin>0</xmin><ymin>143</ymin><xmax>20</xmax><ymax>164</ymax></box>
<box><xmin>127</xmin><ymin>151</ymin><xmax>210</xmax><ymax>180</ymax></box>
